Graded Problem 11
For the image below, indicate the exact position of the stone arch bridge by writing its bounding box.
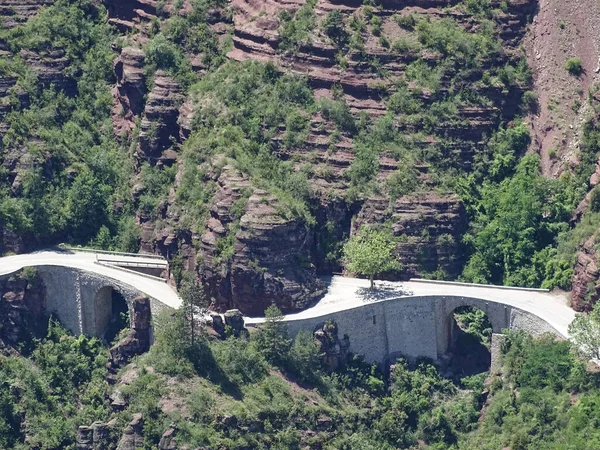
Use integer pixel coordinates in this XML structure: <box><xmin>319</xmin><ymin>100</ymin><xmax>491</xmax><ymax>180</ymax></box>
<box><xmin>246</xmin><ymin>277</ymin><xmax>576</xmax><ymax>366</ymax></box>
<box><xmin>0</xmin><ymin>251</ymin><xmax>578</xmax><ymax>365</ymax></box>
<box><xmin>0</xmin><ymin>249</ymin><xmax>181</xmax><ymax>337</ymax></box>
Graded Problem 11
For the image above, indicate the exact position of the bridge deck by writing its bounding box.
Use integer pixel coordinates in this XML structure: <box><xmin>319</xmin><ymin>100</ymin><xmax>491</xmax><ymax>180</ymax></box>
<box><xmin>0</xmin><ymin>250</ymin><xmax>181</xmax><ymax>309</ymax></box>
<box><xmin>0</xmin><ymin>251</ymin><xmax>578</xmax><ymax>339</ymax></box>
<box><xmin>245</xmin><ymin>276</ymin><xmax>575</xmax><ymax>338</ymax></box>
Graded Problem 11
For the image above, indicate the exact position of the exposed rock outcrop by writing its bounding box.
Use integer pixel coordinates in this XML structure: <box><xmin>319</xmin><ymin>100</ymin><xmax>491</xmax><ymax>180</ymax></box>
<box><xmin>107</xmin><ymin>296</ymin><xmax>151</xmax><ymax>377</ymax></box>
<box><xmin>158</xmin><ymin>425</ymin><xmax>178</xmax><ymax>450</ymax></box>
<box><xmin>113</xmin><ymin>47</ymin><xmax>147</xmax><ymax>137</ymax></box>
<box><xmin>20</xmin><ymin>49</ymin><xmax>76</xmax><ymax>95</ymax></box>
<box><xmin>76</xmin><ymin>421</ymin><xmax>114</xmax><ymax>450</ymax></box>
<box><xmin>136</xmin><ymin>71</ymin><xmax>183</xmax><ymax>166</ymax></box>
<box><xmin>116</xmin><ymin>414</ymin><xmax>144</xmax><ymax>450</ymax></box>
<box><xmin>570</xmin><ymin>233</ymin><xmax>600</xmax><ymax>312</ymax></box>
<box><xmin>355</xmin><ymin>193</ymin><xmax>468</xmax><ymax>279</ymax></box>
<box><xmin>0</xmin><ymin>269</ymin><xmax>47</xmax><ymax>350</ymax></box>
<box><xmin>223</xmin><ymin>309</ymin><xmax>247</xmax><ymax>337</ymax></box>
<box><xmin>102</xmin><ymin>0</ymin><xmax>161</xmax><ymax>34</ymax></box>
<box><xmin>200</xmin><ymin>166</ymin><xmax>325</xmax><ymax>315</ymax></box>
<box><xmin>314</xmin><ymin>320</ymin><xmax>349</xmax><ymax>371</ymax></box>
<box><xmin>0</xmin><ymin>0</ymin><xmax>52</xmax><ymax>30</ymax></box>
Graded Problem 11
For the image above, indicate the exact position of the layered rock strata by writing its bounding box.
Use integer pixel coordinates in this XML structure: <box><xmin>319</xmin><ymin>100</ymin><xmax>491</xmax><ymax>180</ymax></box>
<box><xmin>200</xmin><ymin>166</ymin><xmax>325</xmax><ymax>315</ymax></box>
<box><xmin>0</xmin><ymin>269</ymin><xmax>46</xmax><ymax>350</ymax></box>
<box><xmin>107</xmin><ymin>296</ymin><xmax>152</xmax><ymax>378</ymax></box>
<box><xmin>355</xmin><ymin>193</ymin><xmax>468</xmax><ymax>279</ymax></box>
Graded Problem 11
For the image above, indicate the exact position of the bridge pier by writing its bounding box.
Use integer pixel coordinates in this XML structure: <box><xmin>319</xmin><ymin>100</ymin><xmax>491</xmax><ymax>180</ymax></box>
<box><xmin>490</xmin><ymin>333</ymin><xmax>506</xmax><ymax>373</ymax></box>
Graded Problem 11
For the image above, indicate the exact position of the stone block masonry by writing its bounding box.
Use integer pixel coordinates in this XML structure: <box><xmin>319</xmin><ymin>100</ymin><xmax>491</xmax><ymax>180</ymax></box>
<box><xmin>281</xmin><ymin>295</ymin><xmax>565</xmax><ymax>366</ymax></box>
<box><xmin>36</xmin><ymin>265</ymin><xmax>169</xmax><ymax>338</ymax></box>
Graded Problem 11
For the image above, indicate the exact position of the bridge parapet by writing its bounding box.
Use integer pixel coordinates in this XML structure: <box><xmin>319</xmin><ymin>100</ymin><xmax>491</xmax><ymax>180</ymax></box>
<box><xmin>280</xmin><ymin>295</ymin><xmax>564</xmax><ymax>366</ymax></box>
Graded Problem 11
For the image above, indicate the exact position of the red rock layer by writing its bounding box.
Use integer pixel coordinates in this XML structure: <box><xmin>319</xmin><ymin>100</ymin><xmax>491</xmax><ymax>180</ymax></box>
<box><xmin>571</xmin><ymin>233</ymin><xmax>600</xmax><ymax>312</ymax></box>
<box><xmin>355</xmin><ymin>193</ymin><xmax>468</xmax><ymax>279</ymax></box>
<box><xmin>200</xmin><ymin>166</ymin><xmax>325</xmax><ymax>315</ymax></box>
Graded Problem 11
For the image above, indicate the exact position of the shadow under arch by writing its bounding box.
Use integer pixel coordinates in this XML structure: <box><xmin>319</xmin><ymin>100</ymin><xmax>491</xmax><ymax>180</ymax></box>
<box><xmin>93</xmin><ymin>285</ymin><xmax>129</xmax><ymax>342</ymax></box>
<box><xmin>442</xmin><ymin>305</ymin><xmax>493</xmax><ymax>380</ymax></box>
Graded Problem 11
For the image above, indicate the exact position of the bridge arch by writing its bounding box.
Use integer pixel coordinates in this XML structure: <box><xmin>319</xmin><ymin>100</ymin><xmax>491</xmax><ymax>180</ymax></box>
<box><xmin>436</xmin><ymin>296</ymin><xmax>510</xmax><ymax>359</ymax></box>
<box><xmin>93</xmin><ymin>285</ymin><xmax>130</xmax><ymax>342</ymax></box>
<box><xmin>278</xmin><ymin>293</ymin><xmax>561</xmax><ymax>368</ymax></box>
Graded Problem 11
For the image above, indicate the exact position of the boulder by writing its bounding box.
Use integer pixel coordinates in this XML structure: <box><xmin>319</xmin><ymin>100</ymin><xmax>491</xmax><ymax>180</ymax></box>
<box><xmin>313</xmin><ymin>321</ymin><xmax>350</xmax><ymax>371</ymax></box>
<box><xmin>117</xmin><ymin>414</ymin><xmax>144</xmax><ymax>450</ymax></box>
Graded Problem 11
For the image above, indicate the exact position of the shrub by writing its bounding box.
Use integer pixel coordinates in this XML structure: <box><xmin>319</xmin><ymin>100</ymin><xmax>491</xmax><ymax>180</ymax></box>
<box><xmin>254</xmin><ymin>305</ymin><xmax>292</xmax><ymax>366</ymax></box>
<box><xmin>590</xmin><ymin>186</ymin><xmax>600</xmax><ymax>212</ymax></box>
<box><xmin>394</xmin><ymin>13</ymin><xmax>417</xmax><ymax>30</ymax></box>
<box><xmin>521</xmin><ymin>90</ymin><xmax>538</xmax><ymax>112</ymax></box>
<box><xmin>145</xmin><ymin>33</ymin><xmax>181</xmax><ymax>70</ymax></box>
<box><xmin>566</xmin><ymin>57</ymin><xmax>584</xmax><ymax>76</ymax></box>
<box><xmin>322</xmin><ymin>9</ymin><xmax>348</xmax><ymax>46</ymax></box>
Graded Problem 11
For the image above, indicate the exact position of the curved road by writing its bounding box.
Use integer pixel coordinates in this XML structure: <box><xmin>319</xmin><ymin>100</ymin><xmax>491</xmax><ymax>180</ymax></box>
<box><xmin>0</xmin><ymin>250</ymin><xmax>182</xmax><ymax>309</ymax></box>
<box><xmin>0</xmin><ymin>250</ymin><xmax>578</xmax><ymax>338</ymax></box>
<box><xmin>246</xmin><ymin>276</ymin><xmax>577</xmax><ymax>339</ymax></box>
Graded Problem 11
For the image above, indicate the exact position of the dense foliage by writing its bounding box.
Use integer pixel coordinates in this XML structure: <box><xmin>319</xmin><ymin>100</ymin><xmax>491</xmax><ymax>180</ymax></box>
<box><xmin>0</xmin><ymin>319</ymin><xmax>109</xmax><ymax>449</ymax></box>
<box><xmin>0</xmin><ymin>0</ymin><xmax>137</xmax><ymax>250</ymax></box>
<box><xmin>343</xmin><ymin>226</ymin><xmax>400</xmax><ymax>288</ymax></box>
<box><xmin>2</xmin><ymin>309</ymin><xmax>594</xmax><ymax>450</ymax></box>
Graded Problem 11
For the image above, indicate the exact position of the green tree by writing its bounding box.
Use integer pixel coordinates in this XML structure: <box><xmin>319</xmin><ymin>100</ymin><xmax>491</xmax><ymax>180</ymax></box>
<box><xmin>288</xmin><ymin>330</ymin><xmax>321</xmax><ymax>383</ymax></box>
<box><xmin>565</xmin><ymin>57</ymin><xmax>584</xmax><ymax>76</ymax></box>
<box><xmin>323</xmin><ymin>9</ymin><xmax>348</xmax><ymax>46</ymax></box>
<box><xmin>66</xmin><ymin>170</ymin><xmax>110</xmax><ymax>243</ymax></box>
<box><xmin>179</xmin><ymin>276</ymin><xmax>207</xmax><ymax>346</ymax></box>
<box><xmin>569</xmin><ymin>302</ymin><xmax>600</xmax><ymax>360</ymax></box>
<box><xmin>255</xmin><ymin>305</ymin><xmax>292</xmax><ymax>366</ymax></box>
<box><xmin>343</xmin><ymin>226</ymin><xmax>400</xmax><ymax>289</ymax></box>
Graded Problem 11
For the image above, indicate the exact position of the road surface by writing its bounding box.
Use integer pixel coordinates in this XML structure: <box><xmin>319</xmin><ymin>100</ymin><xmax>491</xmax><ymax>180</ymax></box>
<box><xmin>0</xmin><ymin>250</ymin><xmax>579</xmax><ymax>338</ymax></box>
<box><xmin>245</xmin><ymin>276</ymin><xmax>577</xmax><ymax>338</ymax></box>
<box><xmin>0</xmin><ymin>249</ymin><xmax>181</xmax><ymax>309</ymax></box>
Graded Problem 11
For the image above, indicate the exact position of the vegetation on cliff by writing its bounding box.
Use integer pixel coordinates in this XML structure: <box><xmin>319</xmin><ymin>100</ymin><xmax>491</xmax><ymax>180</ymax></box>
<box><xmin>2</xmin><ymin>0</ymin><xmax>600</xmax><ymax>304</ymax></box>
<box><xmin>0</xmin><ymin>0</ymin><xmax>137</xmax><ymax>250</ymax></box>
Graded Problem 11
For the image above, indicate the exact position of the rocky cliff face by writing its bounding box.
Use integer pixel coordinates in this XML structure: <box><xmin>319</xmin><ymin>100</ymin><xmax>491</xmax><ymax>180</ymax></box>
<box><xmin>112</xmin><ymin>46</ymin><xmax>147</xmax><ymax>137</ymax></box>
<box><xmin>200</xmin><ymin>166</ymin><xmax>325</xmax><ymax>314</ymax></box>
<box><xmin>524</xmin><ymin>0</ymin><xmax>600</xmax><ymax>178</ymax></box>
<box><xmin>0</xmin><ymin>269</ymin><xmax>46</xmax><ymax>351</ymax></box>
<box><xmin>106</xmin><ymin>296</ymin><xmax>151</xmax><ymax>378</ymax></box>
<box><xmin>0</xmin><ymin>0</ymin><xmax>52</xmax><ymax>30</ymax></box>
<box><xmin>136</xmin><ymin>71</ymin><xmax>183</xmax><ymax>166</ymax></box>
<box><xmin>94</xmin><ymin>0</ymin><xmax>540</xmax><ymax>314</ymax></box>
<box><xmin>570</xmin><ymin>232</ymin><xmax>600</xmax><ymax>311</ymax></box>
<box><xmin>355</xmin><ymin>193</ymin><xmax>468</xmax><ymax>280</ymax></box>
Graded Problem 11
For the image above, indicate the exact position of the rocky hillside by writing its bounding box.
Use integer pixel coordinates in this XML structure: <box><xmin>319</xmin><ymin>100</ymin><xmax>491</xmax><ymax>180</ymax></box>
<box><xmin>2</xmin><ymin>0</ymin><xmax>600</xmax><ymax>313</ymax></box>
<box><xmin>104</xmin><ymin>0</ymin><xmax>536</xmax><ymax>314</ymax></box>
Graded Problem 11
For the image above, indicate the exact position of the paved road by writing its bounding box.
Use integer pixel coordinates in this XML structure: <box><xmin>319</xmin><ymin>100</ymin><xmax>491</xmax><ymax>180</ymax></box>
<box><xmin>0</xmin><ymin>250</ymin><xmax>182</xmax><ymax>309</ymax></box>
<box><xmin>0</xmin><ymin>251</ymin><xmax>579</xmax><ymax>337</ymax></box>
<box><xmin>245</xmin><ymin>276</ymin><xmax>577</xmax><ymax>338</ymax></box>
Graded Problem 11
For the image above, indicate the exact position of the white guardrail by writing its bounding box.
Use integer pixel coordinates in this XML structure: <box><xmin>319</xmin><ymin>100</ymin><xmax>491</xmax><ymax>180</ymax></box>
<box><xmin>59</xmin><ymin>244</ymin><xmax>166</xmax><ymax>260</ymax></box>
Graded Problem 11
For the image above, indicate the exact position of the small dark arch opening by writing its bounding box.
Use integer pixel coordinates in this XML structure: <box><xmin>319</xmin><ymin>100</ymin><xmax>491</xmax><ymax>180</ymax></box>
<box><xmin>444</xmin><ymin>306</ymin><xmax>492</xmax><ymax>380</ymax></box>
<box><xmin>102</xmin><ymin>288</ymin><xmax>129</xmax><ymax>344</ymax></box>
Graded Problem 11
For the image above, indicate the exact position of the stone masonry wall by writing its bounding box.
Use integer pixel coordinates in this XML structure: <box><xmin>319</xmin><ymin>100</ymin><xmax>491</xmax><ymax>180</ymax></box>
<box><xmin>279</xmin><ymin>295</ymin><xmax>565</xmax><ymax>366</ymax></box>
<box><xmin>33</xmin><ymin>266</ymin><xmax>169</xmax><ymax>337</ymax></box>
